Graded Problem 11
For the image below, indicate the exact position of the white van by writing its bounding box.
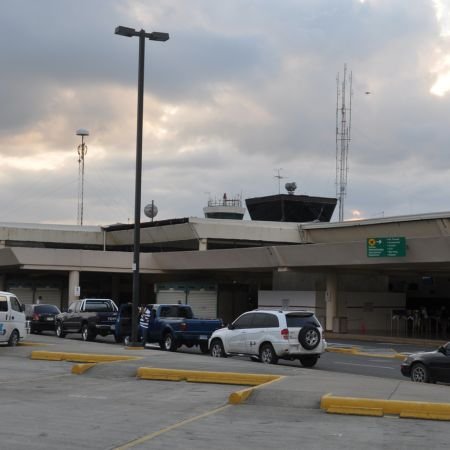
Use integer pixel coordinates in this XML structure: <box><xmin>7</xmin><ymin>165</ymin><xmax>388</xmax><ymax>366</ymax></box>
<box><xmin>0</xmin><ymin>291</ymin><xmax>28</xmax><ymax>346</ymax></box>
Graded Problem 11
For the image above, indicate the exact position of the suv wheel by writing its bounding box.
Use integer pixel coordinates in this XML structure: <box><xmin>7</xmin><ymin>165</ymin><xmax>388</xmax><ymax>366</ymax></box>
<box><xmin>259</xmin><ymin>343</ymin><xmax>278</xmax><ymax>364</ymax></box>
<box><xmin>210</xmin><ymin>339</ymin><xmax>227</xmax><ymax>358</ymax></box>
<box><xmin>56</xmin><ymin>322</ymin><xmax>66</xmax><ymax>338</ymax></box>
<box><xmin>298</xmin><ymin>326</ymin><xmax>320</xmax><ymax>350</ymax></box>
<box><xmin>299</xmin><ymin>355</ymin><xmax>319</xmax><ymax>368</ymax></box>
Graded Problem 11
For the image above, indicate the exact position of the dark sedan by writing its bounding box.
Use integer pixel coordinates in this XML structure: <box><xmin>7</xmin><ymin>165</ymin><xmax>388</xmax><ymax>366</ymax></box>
<box><xmin>401</xmin><ymin>342</ymin><xmax>450</xmax><ymax>383</ymax></box>
<box><xmin>25</xmin><ymin>304</ymin><xmax>61</xmax><ymax>334</ymax></box>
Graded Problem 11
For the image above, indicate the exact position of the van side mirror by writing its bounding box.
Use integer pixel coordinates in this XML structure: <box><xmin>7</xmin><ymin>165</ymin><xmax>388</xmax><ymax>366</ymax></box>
<box><xmin>228</xmin><ymin>324</ymin><xmax>235</xmax><ymax>330</ymax></box>
<box><xmin>20</xmin><ymin>304</ymin><xmax>25</xmax><ymax>312</ymax></box>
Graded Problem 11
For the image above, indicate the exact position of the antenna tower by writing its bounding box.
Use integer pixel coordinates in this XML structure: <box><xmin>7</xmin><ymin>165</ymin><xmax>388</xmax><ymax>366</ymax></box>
<box><xmin>76</xmin><ymin>129</ymin><xmax>89</xmax><ymax>226</ymax></box>
<box><xmin>335</xmin><ymin>64</ymin><xmax>352</xmax><ymax>222</ymax></box>
<box><xmin>274</xmin><ymin>168</ymin><xmax>286</xmax><ymax>194</ymax></box>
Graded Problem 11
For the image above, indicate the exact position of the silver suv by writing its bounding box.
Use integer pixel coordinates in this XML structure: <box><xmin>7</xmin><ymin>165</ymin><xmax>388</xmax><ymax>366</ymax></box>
<box><xmin>209</xmin><ymin>309</ymin><xmax>326</xmax><ymax>367</ymax></box>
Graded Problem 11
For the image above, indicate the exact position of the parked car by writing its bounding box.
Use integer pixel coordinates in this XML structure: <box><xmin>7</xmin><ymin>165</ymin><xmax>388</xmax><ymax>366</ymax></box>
<box><xmin>55</xmin><ymin>298</ymin><xmax>118</xmax><ymax>341</ymax></box>
<box><xmin>25</xmin><ymin>304</ymin><xmax>61</xmax><ymax>334</ymax></box>
<box><xmin>0</xmin><ymin>291</ymin><xmax>28</xmax><ymax>346</ymax></box>
<box><xmin>401</xmin><ymin>342</ymin><xmax>450</xmax><ymax>383</ymax></box>
<box><xmin>209</xmin><ymin>309</ymin><xmax>327</xmax><ymax>367</ymax></box>
<box><xmin>139</xmin><ymin>304</ymin><xmax>223</xmax><ymax>353</ymax></box>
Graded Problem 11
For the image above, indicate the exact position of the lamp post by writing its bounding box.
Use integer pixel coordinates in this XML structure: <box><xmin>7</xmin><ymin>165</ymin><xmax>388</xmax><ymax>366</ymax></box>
<box><xmin>115</xmin><ymin>26</ymin><xmax>169</xmax><ymax>346</ymax></box>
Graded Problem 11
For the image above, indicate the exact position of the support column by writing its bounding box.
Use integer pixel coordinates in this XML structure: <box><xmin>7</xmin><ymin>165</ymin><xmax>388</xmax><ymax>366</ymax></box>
<box><xmin>198</xmin><ymin>238</ymin><xmax>208</xmax><ymax>251</ymax></box>
<box><xmin>68</xmin><ymin>270</ymin><xmax>80</xmax><ymax>303</ymax></box>
<box><xmin>325</xmin><ymin>272</ymin><xmax>337</xmax><ymax>332</ymax></box>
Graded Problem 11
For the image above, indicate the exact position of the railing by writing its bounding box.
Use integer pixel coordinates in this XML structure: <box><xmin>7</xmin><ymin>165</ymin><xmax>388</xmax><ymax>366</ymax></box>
<box><xmin>207</xmin><ymin>198</ymin><xmax>242</xmax><ymax>207</ymax></box>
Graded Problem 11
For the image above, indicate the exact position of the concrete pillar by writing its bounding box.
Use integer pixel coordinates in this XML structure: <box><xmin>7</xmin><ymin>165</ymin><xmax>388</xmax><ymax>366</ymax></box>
<box><xmin>68</xmin><ymin>270</ymin><xmax>80</xmax><ymax>303</ymax></box>
<box><xmin>325</xmin><ymin>272</ymin><xmax>337</xmax><ymax>331</ymax></box>
<box><xmin>198</xmin><ymin>238</ymin><xmax>208</xmax><ymax>251</ymax></box>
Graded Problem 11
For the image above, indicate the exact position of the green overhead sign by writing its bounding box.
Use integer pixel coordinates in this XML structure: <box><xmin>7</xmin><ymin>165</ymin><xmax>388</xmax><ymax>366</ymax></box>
<box><xmin>367</xmin><ymin>237</ymin><xmax>406</xmax><ymax>258</ymax></box>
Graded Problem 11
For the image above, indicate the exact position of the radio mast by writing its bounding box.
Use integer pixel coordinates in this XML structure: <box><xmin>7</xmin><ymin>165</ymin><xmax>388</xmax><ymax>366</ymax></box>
<box><xmin>76</xmin><ymin>128</ymin><xmax>89</xmax><ymax>226</ymax></box>
<box><xmin>335</xmin><ymin>64</ymin><xmax>352</xmax><ymax>222</ymax></box>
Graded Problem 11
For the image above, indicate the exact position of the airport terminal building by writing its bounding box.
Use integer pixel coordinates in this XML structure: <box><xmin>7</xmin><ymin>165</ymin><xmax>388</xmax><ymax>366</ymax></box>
<box><xmin>1</xmin><ymin>211</ymin><xmax>450</xmax><ymax>339</ymax></box>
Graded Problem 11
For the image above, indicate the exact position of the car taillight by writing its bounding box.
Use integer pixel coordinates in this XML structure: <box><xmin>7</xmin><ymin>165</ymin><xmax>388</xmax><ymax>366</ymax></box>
<box><xmin>281</xmin><ymin>328</ymin><xmax>289</xmax><ymax>340</ymax></box>
<box><xmin>180</xmin><ymin>322</ymin><xmax>188</xmax><ymax>331</ymax></box>
<box><xmin>33</xmin><ymin>313</ymin><xmax>40</xmax><ymax>321</ymax></box>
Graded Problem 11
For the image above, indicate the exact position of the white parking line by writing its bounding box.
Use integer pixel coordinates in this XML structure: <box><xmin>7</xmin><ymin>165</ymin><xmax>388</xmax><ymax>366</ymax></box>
<box><xmin>334</xmin><ymin>361</ymin><xmax>395</xmax><ymax>370</ymax></box>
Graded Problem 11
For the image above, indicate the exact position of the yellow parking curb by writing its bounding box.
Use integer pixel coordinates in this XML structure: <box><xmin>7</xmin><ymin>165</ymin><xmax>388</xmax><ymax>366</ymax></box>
<box><xmin>229</xmin><ymin>375</ymin><xmax>285</xmax><ymax>404</ymax></box>
<box><xmin>326</xmin><ymin>347</ymin><xmax>407</xmax><ymax>360</ymax></box>
<box><xmin>326</xmin><ymin>347</ymin><xmax>359</xmax><ymax>355</ymax></box>
<box><xmin>321</xmin><ymin>393</ymin><xmax>450</xmax><ymax>421</ymax></box>
<box><xmin>71</xmin><ymin>363</ymin><xmax>97</xmax><ymax>375</ymax></box>
<box><xmin>137</xmin><ymin>367</ymin><xmax>279</xmax><ymax>386</ymax></box>
<box><xmin>137</xmin><ymin>367</ymin><xmax>284</xmax><ymax>405</ymax></box>
<box><xmin>31</xmin><ymin>350</ymin><xmax>141</xmax><ymax>363</ymax></box>
<box><xmin>354</xmin><ymin>351</ymin><xmax>407</xmax><ymax>360</ymax></box>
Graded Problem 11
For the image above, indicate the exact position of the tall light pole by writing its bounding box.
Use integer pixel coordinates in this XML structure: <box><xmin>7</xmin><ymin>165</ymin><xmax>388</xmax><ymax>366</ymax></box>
<box><xmin>115</xmin><ymin>26</ymin><xmax>169</xmax><ymax>346</ymax></box>
<box><xmin>76</xmin><ymin>128</ymin><xmax>89</xmax><ymax>226</ymax></box>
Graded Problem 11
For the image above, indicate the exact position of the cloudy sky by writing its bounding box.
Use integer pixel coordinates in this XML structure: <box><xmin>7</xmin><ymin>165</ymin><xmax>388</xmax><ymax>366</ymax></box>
<box><xmin>1</xmin><ymin>0</ymin><xmax>450</xmax><ymax>225</ymax></box>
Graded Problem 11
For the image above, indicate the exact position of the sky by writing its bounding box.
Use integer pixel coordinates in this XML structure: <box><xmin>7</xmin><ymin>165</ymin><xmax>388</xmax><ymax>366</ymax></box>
<box><xmin>1</xmin><ymin>0</ymin><xmax>450</xmax><ymax>225</ymax></box>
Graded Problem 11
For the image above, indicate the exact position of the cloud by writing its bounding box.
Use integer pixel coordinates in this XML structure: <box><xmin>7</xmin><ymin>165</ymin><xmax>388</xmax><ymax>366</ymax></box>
<box><xmin>1</xmin><ymin>0</ymin><xmax>450</xmax><ymax>226</ymax></box>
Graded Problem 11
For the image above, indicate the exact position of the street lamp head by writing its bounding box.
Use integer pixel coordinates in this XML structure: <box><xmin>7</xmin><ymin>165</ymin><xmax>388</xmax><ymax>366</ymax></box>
<box><xmin>115</xmin><ymin>26</ymin><xmax>137</xmax><ymax>37</ymax></box>
<box><xmin>148</xmin><ymin>32</ymin><xmax>170</xmax><ymax>42</ymax></box>
<box><xmin>76</xmin><ymin>128</ymin><xmax>89</xmax><ymax>137</ymax></box>
<box><xmin>115</xmin><ymin>26</ymin><xmax>169</xmax><ymax>42</ymax></box>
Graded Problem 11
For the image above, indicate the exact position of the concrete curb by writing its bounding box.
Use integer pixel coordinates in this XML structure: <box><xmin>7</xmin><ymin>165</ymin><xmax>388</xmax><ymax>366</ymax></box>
<box><xmin>321</xmin><ymin>393</ymin><xmax>450</xmax><ymax>421</ymax></box>
<box><xmin>30</xmin><ymin>350</ymin><xmax>141</xmax><ymax>363</ymax></box>
<box><xmin>324</xmin><ymin>332</ymin><xmax>446</xmax><ymax>347</ymax></box>
<box><xmin>326</xmin><ymin>347</ymin><xmax>407</xmax><ymax>360</ymax></box>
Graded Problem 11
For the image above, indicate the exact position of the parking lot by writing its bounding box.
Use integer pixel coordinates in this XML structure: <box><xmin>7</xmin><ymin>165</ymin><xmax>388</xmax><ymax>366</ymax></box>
<box><xmin>0</xmin><ymin>333</ymin><xmax>450</xmax><ymax>449</ymax></box>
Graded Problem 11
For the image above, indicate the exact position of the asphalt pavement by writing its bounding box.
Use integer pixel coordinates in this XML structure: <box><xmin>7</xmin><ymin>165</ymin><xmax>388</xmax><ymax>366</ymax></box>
<box><xmin>1</xmin><ymin>332</ymin><xmax>449</xmax><ymax>450</ymax></box>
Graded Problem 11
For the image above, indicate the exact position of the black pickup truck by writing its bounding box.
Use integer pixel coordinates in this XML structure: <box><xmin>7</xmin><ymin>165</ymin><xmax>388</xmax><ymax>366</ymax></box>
<box><xmin>55</xmin><ymin>298</ymin><xmax>118</xmax><ymax>342</ymax></box>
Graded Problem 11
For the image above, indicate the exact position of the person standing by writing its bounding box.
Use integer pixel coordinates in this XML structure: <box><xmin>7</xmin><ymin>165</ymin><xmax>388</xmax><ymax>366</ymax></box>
<box><xmin>139</xmin><ymin>305</ymin><xmax>152</xmax><ymax>345</ymax></box>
